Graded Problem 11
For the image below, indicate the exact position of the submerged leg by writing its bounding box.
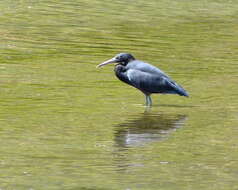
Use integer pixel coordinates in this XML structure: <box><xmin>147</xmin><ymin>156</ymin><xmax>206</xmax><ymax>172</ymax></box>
<box><xmin>145</xmin><ymin>95</ymin><xmax>152</xmax><ymax>107</ymax></box>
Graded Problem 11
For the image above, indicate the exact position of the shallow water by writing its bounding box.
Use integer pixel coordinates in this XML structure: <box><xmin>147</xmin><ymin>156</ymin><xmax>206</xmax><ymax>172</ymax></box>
<box><xmin>0</xmin><ymin>0</ymin><xmax>238</xmax><ymax>189</ymax></box>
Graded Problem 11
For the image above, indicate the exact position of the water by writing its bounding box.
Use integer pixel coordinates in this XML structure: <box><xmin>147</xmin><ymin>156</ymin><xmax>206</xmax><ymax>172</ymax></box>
<box><xmin>0</xmin><ymin>0</ymin><xmax>238</xmax><ymax>189</ymax></box>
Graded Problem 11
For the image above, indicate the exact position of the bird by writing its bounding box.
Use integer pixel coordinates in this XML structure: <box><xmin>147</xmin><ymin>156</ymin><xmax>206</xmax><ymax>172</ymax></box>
<box><xmin>97</xmin><ymin>53</ymin><xmax>189</xmax><ymax>106</ymax></box>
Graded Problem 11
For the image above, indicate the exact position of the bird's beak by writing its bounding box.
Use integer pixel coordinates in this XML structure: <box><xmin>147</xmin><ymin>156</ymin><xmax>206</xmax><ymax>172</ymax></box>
<box><xmin>96</xmin><ymin>57</ymin><xmax>117</xmax><ymax>68</ymax></box>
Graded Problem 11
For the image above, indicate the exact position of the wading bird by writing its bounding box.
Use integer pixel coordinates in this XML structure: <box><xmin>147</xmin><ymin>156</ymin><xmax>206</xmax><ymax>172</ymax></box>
<box><xmin>97</xmin><ymin>53</ymin><xmax>188</xmax><ymax>106</ymax></box>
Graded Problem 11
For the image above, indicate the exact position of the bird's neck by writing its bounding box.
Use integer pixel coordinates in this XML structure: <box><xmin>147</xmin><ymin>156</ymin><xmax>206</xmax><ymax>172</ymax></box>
<box><xmin>114</xmin><ymin>64</ymin><xmax>131</xmax><ymax>85</ymax></box>
<box><xmin>115</xmin><ymin>64</ymin><xmax>126</xmax><ymax>71</ymax></box>
<box><xmin>114</xmin><ymin>64</ymin><xmax>126</xmax><ymax>76</ymax></box>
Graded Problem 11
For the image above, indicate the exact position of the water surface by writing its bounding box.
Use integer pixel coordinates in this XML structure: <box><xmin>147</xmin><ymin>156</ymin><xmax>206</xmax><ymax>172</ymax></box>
<box><xmin>0</xmin><ymin>0</ymin><xmax>238</xmax><ymax>189</ymax></box>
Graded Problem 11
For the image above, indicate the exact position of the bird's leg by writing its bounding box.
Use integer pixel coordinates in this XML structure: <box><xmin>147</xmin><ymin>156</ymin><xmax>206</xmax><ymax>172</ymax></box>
<box><xmin>145</xmin><ymin>95</ymin><xmax>152</xmax><ymax>107</ymax></box>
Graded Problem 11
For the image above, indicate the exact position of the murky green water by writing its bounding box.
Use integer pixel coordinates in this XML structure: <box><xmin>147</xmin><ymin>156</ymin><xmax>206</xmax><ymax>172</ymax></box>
<box><xmin>0</xmin><ymin>0</ymin><xmax>238</xmax><ymax>189</ymax></box>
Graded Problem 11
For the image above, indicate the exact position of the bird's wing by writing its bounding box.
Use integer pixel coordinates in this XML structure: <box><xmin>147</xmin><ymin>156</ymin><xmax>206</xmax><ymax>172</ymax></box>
<box><xmin>128</xmin><ymin>60</ymin><xmax>167</xmax><ymax>76</ymax></box>
<box><xmin>127</xmin><ymin>69</ymin><xmax>188</xmax><ymax>96</ymax></box>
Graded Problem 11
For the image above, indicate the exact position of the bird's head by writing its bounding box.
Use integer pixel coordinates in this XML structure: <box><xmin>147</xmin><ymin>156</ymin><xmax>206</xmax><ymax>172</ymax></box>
<box><xmin>97</xmin><ymin>53</ymin><xmax>135</xmax><ymax>68</ymax></box>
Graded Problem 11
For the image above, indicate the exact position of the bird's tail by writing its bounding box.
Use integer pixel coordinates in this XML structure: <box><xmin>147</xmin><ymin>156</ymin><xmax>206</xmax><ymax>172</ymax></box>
<box><xmin>176</xmin><ymin>85</ymin><xmax>189</xmax><ymax>97</ymax></box>
<box><xmin>168</xmin><ymin>80</ymin><xmax>189</xmax><ymax>97</ymax></box>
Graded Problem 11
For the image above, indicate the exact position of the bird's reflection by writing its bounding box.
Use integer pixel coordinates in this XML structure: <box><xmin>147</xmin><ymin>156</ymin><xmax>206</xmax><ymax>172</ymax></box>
<box><xmin>114</xmin><ymin>112</ymin><xmax>187</xmax><ymax>149</ymax></box>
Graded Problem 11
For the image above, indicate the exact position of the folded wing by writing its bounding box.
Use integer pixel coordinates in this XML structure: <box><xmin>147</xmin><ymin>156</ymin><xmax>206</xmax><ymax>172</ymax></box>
<box><xmin>126</xmin><ymin>69</ymin><xmax>188</xmax><ymax>96</ymax></box>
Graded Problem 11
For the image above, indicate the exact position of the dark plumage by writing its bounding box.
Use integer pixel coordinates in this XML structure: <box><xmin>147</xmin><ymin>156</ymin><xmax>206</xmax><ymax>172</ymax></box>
<box><xmin>97</xmin><ymin>53</ymin><xmax>188</xmax><ymax>106</ymax></box>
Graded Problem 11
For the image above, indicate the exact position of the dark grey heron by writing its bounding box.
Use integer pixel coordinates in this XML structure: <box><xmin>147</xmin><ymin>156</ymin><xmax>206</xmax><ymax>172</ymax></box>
<box><xmin>97</xmin><ymin>53</ymin><xmax>189</xmax><ymax>106</ymax></box>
